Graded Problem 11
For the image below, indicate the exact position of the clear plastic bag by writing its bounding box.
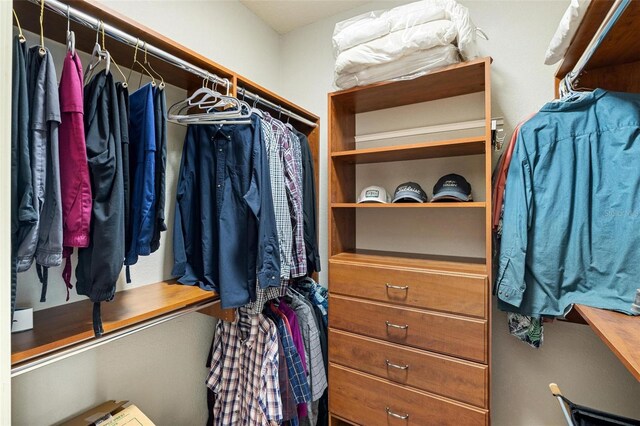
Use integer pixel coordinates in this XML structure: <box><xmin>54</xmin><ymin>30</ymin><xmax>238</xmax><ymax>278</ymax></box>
<box><xmin>332</xmin><ymin>0</ymin><xmax>479</xmax><ymax>89</ymax></box>
<box><xmin>335</xmin><ymin>45</ymin><xmax>461</xmax><ymax>90</ymax></box>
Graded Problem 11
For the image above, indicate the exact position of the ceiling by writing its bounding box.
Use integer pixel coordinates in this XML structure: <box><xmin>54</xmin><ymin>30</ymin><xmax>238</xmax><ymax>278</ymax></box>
<box><xmin>240</xmin><ymin>0</ymin><xmax>370</xmax><ymax>34</ymax></box>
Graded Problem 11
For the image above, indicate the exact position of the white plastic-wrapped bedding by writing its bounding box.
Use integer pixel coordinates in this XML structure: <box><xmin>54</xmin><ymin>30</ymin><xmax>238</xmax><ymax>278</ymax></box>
<box><xmin>332</xmin><ymin>0</ymin><xmax>479</xmax><ymax>60</ymax></box>
<box><xmin>544</xmin><ymin>0</ymin><xmax>591</xmax><ymax>65</ymax></box>
<box><xmin>334</xmin><ymin>19</ymin><xmax>457</xmax><ymax>76</ymax></box>
<box><xmin>335</xmin><ymin>44</ymin><xmax>461</xmax><ymax>89</ymax></box>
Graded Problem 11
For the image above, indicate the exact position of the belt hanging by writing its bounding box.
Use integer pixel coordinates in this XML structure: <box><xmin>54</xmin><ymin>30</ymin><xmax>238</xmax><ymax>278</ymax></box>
<box><xmin>36</xmin><ymin>264</ymin><xmax>49</xmax><ymax>302</ymax></box>
<box><xmin>93</xmin><ymin>302</ymin><xmax>104</xmax><ymax>337</ymax></box>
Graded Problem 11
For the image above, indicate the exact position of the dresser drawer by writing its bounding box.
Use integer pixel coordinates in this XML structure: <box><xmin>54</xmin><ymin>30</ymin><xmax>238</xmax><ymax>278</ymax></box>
<box><xmin>329</xmin><ymin>364</ymin><xmax>487</xmax><ymax>426</ymax></box>
<box><xmin>330</xmin><ymin>261</ymin><xmax>487</xmax><ymax>318</ymax></box>
<box><xmin>329</xmin><ymin>329</ymin><xmax>487</xmax><ymax>408</ymax></box>
<box><xmin>329</xmin><ymin>295</ymin><xmax>487</xmax><ymax>363</ymax></box>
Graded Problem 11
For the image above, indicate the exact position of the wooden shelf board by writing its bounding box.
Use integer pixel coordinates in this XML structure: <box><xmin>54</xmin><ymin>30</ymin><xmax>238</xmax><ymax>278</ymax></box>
<box><xmin>332</xmin><ymin>202</ymin><xmax>486</xmax><ymax>209</ymax></box>
<box><xmin>331</xmin><ymin>137</ymin><xmax>486</xmax><ymax>164</ymax></box>
<box><xmin>330</xmin><ymin>249</ymin><xmax>487</xmax><ymax>276</ymax></box>
<box><xmin>11</xmin><ymin>281</ymin><xmax>218</xmax><ymax>365</ymax></box>
<box><xmin>329</xmin><ymin>58</ymin><xmax>490</xmax><ymax>114</ymax></box>
<box><xmin>556</xmin><ymin>0</ymin><xmax>640</xmax><ymax>79</ymax></box>
<box><xmin>574</xmin><ymin>304</ymin><xmax>640</xmax><ymax>381</ymax></box>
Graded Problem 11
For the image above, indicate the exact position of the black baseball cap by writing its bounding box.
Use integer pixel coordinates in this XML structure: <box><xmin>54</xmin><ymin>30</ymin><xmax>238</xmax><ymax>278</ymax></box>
<box><xmin>392</xmin><ymin>182</ymin><xmax>428</xmax><ymax>203</ymax></box>
<box><xmin>432</xmin><ymin>174</ymin><xmax>473</xmax><ymax>202</ymax></box>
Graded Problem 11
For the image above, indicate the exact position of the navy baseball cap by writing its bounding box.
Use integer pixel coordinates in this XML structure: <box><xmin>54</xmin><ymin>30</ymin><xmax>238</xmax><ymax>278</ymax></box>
<box><xmin>432</xmin><ymin>174</ymin><xmax>473</xmax><ymax>202</ymax></box>
<box><xmin>392</xmin><ymin>182</ymin><xmax>428</xmax><ymax>203</ymax></box>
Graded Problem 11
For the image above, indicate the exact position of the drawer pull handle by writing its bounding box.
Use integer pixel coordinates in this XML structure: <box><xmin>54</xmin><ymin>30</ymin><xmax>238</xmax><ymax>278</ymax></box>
<box><xmin>386</xmin><ymin>360</ymin><xmax>409</xmax><ymax>370</ymax></box>
<box><xmin>385</xmin><ymin>321</ymin><xmax>409</xmax><ymax>330</ymax></box>
<box><xmin>386</xmin><ymin>407</ymin><xmax>409</xmax><ymax>420</ymax></box>
<box><xmin>386</xmin><ymin>283</ymin><xmax>409</xmax><ymax>290</ymax></box>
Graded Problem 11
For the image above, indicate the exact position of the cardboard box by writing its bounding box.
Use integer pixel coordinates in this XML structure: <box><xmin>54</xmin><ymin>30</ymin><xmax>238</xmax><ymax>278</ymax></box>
<box><xmin>59</xmin><ymin>401</ymin><xmax>155</xmax><ymax>426</ymax></box>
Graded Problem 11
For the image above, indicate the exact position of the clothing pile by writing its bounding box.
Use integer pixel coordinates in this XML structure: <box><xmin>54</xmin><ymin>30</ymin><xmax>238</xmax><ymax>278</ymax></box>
<box><xmin>10</xmin><ymin>36</ymin><xmax>168</xmax><ymax>335</ymax></box>
<box><xmin>332</xmin><ymin>0</ymin><xmax>479</xmax><ymax>89</ymax></box>
<box><xmin>172</xmin><ymin>111</ymin><xmax>320</xmax><ymax>310</ymax></box>
<box><xmin>494</xmin><ymin>89</ymin><xmax>640</xmax><ymax>347</ymax></box>
<box><xmin>206</xmin><ymin>278</ymin><xmax>328</xmax><ymax>426</ymax></box>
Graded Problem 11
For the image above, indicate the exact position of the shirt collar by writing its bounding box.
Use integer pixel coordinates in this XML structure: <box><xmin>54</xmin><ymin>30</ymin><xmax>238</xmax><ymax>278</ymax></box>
<box><xmin>540</xmin><ymin>88</ymin><xmax>607</xmax><ymax>112</ymax></box>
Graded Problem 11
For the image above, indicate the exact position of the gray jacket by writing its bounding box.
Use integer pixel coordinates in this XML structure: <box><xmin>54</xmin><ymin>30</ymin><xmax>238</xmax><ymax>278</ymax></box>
<box><xmin>16</xmin><ymin>47</ymin><xmax>63</xmax><ymax>272</ymax></box>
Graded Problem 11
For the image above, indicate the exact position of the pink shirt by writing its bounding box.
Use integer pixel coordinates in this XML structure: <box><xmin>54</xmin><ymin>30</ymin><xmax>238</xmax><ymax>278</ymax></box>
<box><xmin>59</xmin><ymin>52</ymin><xmax>92</xmax><ymax>292</ymax></box>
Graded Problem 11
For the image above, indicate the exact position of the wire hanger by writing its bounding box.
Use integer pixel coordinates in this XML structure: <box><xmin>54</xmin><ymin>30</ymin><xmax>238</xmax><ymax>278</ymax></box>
<box><xmin>127</xmin><ymin>38</ymin><xmax>156</xmax><ymax>89</ymax></box>
<box><xmin>84</xmin><ymin>20</ymin><xmax>111</xmax><ymax>82</ymax></box>
<box><xmin>38</xmin><ymin>0</ymin><xmax>46</xmax><ymax>57</ymax></box>
<box><xmin>13</xmin><ymin>9</ymin><xmax>26</xmax><ymax>43</ymax></box>
<box><xmin>143</xmin><ymin>42</ymin><xmax>165</xmax><ymax>90</ymax></box>
<box><xmin>98</xmin><ymin>22</ymin><xmax>128</xmax><ymax>87</ymax></box>
<box><xmin>66</xmin><ymin>5</ymin><xmax>75</xmax><ymax>57</ymax></box>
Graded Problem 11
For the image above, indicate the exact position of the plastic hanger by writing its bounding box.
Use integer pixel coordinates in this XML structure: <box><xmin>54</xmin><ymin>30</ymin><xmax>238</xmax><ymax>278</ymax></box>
<box><xmin>84</xmin><ymin>21</ymin><xmax>111</xmax><ymax>82</ymax></box>
<box><xmin>13</xmin><ymin>9</ymin><xmax>26</xmax><ymax>43</ymax></box>
<box><xmin>66</xmin><ymin>5</ymin><xmax>75</xmax><ymax>57</ymax></box>
<box><xmin>126</xmin><ymin>38</ymin><xmax>156</xmax><ymax>89</ymax></box>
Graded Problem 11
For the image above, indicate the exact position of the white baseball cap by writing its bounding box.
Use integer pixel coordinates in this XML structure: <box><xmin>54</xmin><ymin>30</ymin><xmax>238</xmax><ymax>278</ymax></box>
<box><xmin>357</xmin><ymin>185</ymin><xmax>390</xmax><ymax>203</ymax></box>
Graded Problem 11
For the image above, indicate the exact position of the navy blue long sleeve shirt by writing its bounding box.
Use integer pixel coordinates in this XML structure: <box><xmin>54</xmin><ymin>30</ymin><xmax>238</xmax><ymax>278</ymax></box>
<box><xmin>172</xmin><ymin>115</ymin><xmax>280</xmax><ymax>308</ymax></box>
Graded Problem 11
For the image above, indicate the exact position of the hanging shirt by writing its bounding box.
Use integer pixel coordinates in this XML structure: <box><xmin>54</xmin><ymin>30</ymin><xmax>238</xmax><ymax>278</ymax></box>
<box><xmin>296</xmin><ymin>130</ymin><xmax>321</xmax><ymax>274</ymax></box>
<box><xmin>497</xmin><ymin>89</ymin><xmax>640</xmax><ymax>317</ymax></box>
<box><xmin>126</xmin><ymin>83</ymin><xmax>156</xmax><ymax>266</ymax></box>
<box><xmin>17</xmin><ymin>46</ymin><xmax>63</xmax><ymax>278</ymax></box>
<box><xmin>267</xmin><ymin>306</ymin><xmax>311</xmax><ymax>419</ymax></box>
<box><xmin>206</xmin><ymin>312</ymin><xmax>282</xmax><ymax>426</ymax></box>
<box><xmin>77</xmin><ymin>70</ymin><xmax>125</xmax><ymax>335</ymax></box>
<box><xmin>116</xmin><ymin>82</ymin><xmax>131</xmax><ymax>261</ymax></box>
<box><xmin>150</xmin><ymin>87</ymin><xmax>167</xmax><ymax>253</ymax></box>
<box><xmin>172</xmin><ymin>116</ymin><xmax>280</xmax><ymax>308</ymax></box>
<box><xmin>11</xmin><ymin>36</ymin><xmax>35</xmax><ymax>318</ymax></box>
<box><xmin>59</xmin><ymin>51</ymin><xmax>92</xmax><ymax>298</ymax></box>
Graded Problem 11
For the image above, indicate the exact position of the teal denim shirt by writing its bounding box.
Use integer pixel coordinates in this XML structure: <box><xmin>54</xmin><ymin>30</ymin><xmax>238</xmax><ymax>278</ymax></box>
<box><xmin>497</xmin><ymin>89</ymin><xmax>640</xmax><ymax>316</ymax></box>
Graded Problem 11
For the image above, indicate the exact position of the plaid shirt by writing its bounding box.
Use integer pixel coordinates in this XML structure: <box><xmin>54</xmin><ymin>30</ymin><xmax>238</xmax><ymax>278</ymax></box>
<box><xmin>206</xmin><ymin>312</ymin><xmax>282</xmax><ymax>425</ymax></box>
<box><xmin>273</xmin><ymin>311</ymin><xmax>311</xmax><ymax>407</ymax></box>
<box><xmin>294</xmin><ymin>277</ymin><xmax>328</xmax><ymax>327</ymax></box>
<box><xmin>246</xmin><ymin>118</ymin><xmax>296</xmax><ymax>314</ymax></box>
<box><xmin>262</xmin><ymin>114</ymin><xmax>306</xmax><ymax>278</ymax></box>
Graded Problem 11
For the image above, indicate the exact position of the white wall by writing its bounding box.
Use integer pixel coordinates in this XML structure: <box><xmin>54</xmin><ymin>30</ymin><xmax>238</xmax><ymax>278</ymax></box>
<box><xmin>11</xmin><ymin>1</ymin><xmax>282</xmax><ymax>424</ymax></box>
<box><xmin>278</xmin><ymin>1</ymin><xmax>640</xmax><ymax>425</ymax></box>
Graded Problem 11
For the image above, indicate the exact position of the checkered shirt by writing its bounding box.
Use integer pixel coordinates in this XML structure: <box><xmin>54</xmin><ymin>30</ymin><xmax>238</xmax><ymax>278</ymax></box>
<box><xmin>275</xmin><ymin>313</ymin><xmax>311</xmax><ymax>406</ymax></box>
<box><xmin>206</xmin><ymin>312</ymin><xmax>282</xmax><ymax>425</ymax></box>
<box><xmin>262</xmin><ymin>114</ymin><xmax>306</xmax><ymax>278</ymax></box>
<box><xmin>294</xmin><ymin>277</ymin><xmax>328</xmax><ymax>327</ymax></box>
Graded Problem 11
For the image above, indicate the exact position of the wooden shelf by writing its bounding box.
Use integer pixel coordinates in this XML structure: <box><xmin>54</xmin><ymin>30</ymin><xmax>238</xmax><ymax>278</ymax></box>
<box><xmin>331</xmin><ymin>137</ymin><xmax>486</xmax><ymax>164</ymax></box>
<box><xmin>574</xmin><ymin>304</ymin><xmax>640</xmax><ymax>381</ymax></box>
<box><xmin>11</xmin><ymin>281</ymin><xmax>219</xmax><ymax>366</ymax></box>
<box><xmin>329</xmin><ymin>58</ymin><xmax>489</xmax><ymax>114</ymax></box>
<box><xmin>330</xmin><ymin>249</ymin><xmax>487</xmax><ymax>276</ymax></box>
<box><xmin>332</xmin><ymin>202</ymin><xmax>485</xmax><ymax>208</ymax></box>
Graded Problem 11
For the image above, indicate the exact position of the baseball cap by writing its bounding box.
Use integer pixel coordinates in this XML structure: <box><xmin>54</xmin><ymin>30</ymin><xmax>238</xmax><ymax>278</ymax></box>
<box><xmin>357</xmin><ymin>185</ymin><xmax>390</xmax><ymax>203</ymax></box>
<box><xmin>432</xmin><ymin>174</ymin><xmax>473</xmax><ymax>202</ymax></box>
<box><xmin>392</xmin><ymin>182</ymin><xmax>428</xmax><ymax>203</ymax></box>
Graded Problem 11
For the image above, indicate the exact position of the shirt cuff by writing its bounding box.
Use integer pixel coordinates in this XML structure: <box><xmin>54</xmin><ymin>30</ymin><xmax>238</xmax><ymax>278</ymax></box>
<box><xmin>496</xmin><ymin>256</ymin><xmax>525</xmax><ymax>308</ymax></box>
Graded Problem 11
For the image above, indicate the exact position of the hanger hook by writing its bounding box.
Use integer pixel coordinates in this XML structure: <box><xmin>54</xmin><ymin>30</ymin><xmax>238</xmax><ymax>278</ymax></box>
<box><xmin>240</xmin><ymin>87</ymin><xmax>246</xmax><ymax>102</ymax></box>
<box><xmin>203</xmin><ymin>74</ymin><xmax>209</xmax><ymax>89</ymax></box>
<box><xmin>253</xmin><ymin>95</ymin><xmax>259</xmax><ymax>109</ymax></box>
<box><xmin>127</xmin><ymin>38</ymin><xmax>140</xmax><ymax>85</ymax></box>
<box><xmin>223</xmin><ymin>78</ymin><xmax>230</xmax><ymax>96</ymax></box>
<box><xmin>66</xmin><ymin>4</ymin><xmax>70</xmax><ymax>33</ymax></box>
<box><xmin>13</xmin><ymin>9</ymin><xmax>26</xmax><ymax>43</ymax></box>
<box><xmin>100</xmin><ymin>20</ymin><xmax>106</xmax><ymax>50</ymax></box>
<box><xmin>38</xmin><ymin>0</ymin><xmax>46</xmax><ymax>56</ymax></box>
<box><xmin>278</xmin><ymin>105</ymin><xmax>283</xmax><ymax>120</ymax></box>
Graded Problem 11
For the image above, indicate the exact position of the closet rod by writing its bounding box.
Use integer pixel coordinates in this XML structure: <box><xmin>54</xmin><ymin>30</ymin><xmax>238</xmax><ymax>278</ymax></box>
<box><xmin>566</xmin><ymin>0</ymin><xmax>631</xmax><ymax>86</ymax></box>
<box><xmin>238</xmin><ymin>87</ymin><xmax>318</xmax><ymax>128</ymax></box>
<box><xmin>28</xmin><ymin>0</ymin><xmax>228</xmax><ymax>87</ymax></box>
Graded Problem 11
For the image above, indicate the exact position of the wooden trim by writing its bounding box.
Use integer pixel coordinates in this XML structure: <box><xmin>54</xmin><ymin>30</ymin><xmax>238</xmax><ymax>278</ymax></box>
<box><xmin>331</xmin><ymin>136</ymin><xmax>486</xmax><ymax>164</ymax></box>
<box><xmin>331</xmin><ymin>202</ymin><xmax>486</xmax><ymax>209</ymax></box>
<box><xmin>483</xmin><ymin>58</ymin><xmax>493</xmax><ymax>420</ymax></box>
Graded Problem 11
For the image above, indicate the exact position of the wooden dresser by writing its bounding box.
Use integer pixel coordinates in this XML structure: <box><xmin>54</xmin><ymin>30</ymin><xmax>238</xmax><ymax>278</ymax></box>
<box><xmin>327</xmin><ymin>59</ymin><xmax>493</xmax><ymax>425</ymax></box>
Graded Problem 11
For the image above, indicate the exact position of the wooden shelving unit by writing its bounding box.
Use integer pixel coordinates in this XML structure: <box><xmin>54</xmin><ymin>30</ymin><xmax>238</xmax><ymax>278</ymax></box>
<box><xmin>331</xmin><ymin>136</ymin><xmax>485</xmax><ymax>164</ymax></box>
<box><xmin>11</xmin><ymin>0</ymin><xmax>320</xmax><ymax>372</ymax></box>
<box><xmin>328</xmin><ymin>58</ymin><xmax>493</xmax><ymax>424</ymax></box>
